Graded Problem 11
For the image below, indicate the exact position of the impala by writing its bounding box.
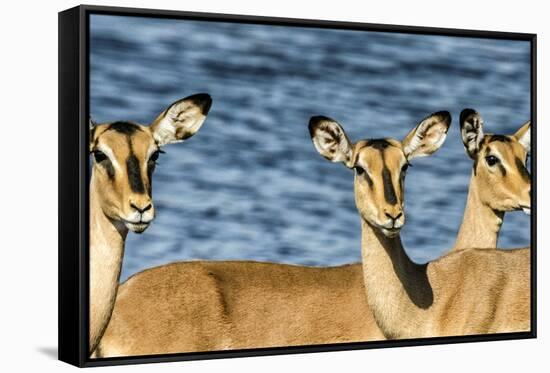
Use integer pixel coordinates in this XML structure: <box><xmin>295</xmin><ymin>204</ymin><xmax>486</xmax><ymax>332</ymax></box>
<box><xmin>453</xmin><ymin>109</ymin><xmax>531</xmax><ymax>251</ymax></box>
<box><xmin>97</xmin><ymin>261</ymin><xmax>383</xmax><ymax>357</ymax></box>
<box><xmin>88</xmin><ymin>93</ymin><xmax>213</xmax><ymax>355</ymax></box>
<box><xmin>309</xmin><ymin>114</ymin><xmax>530</xmax><ymax>339</ymax></box>
<box><xmin>95</xmin><ymin>111</ymin><xmax>450</xmax><ymax>357</ymax></box>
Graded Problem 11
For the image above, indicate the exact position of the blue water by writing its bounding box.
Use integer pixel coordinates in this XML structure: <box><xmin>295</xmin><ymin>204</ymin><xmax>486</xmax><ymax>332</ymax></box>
<box><xmin>89</xmin><ymin>15</ymin><xmax>531</xmax><ymax>282</ymax></box>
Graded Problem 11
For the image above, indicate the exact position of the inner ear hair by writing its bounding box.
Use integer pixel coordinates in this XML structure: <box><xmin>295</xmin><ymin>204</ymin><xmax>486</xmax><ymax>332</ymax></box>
<box><xmin>514</xmin><ymin>120</ymin><xmax>531</xmax><ymax>153</ymax></box>
<box><xmin>89</xmin><ymin>118</ymin><xmax>98</xmax><ymax>152</ymax></box>
<box><xmin>403</xmin><ymin>110</ymin><xmax>451</xmax><ymax>160</ymax></box>
<box><xmin>150</xmin><ymin>93</ymin><xmax>212</xmax><ymax>146</ymax></box>
<box><xmin>308</xmin><ymin>116</ymin><xmax>354</xmax><ymax>168</ymax></box>
<box><xmin>460</xmin><ymin>108</ymin><xmax>484</xmax><ymax>159</ymax></box>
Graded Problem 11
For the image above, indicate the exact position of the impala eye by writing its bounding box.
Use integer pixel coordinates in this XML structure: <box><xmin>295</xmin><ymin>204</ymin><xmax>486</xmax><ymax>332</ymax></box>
<box><xmin>485</xmin><ymin>155</ymin><xmax>499</xmax><ymax>167</ymax></box>
<box><xmin>354</xmin><ymin>166</ymin><xmax>365</xmax><ymax>175</ymax></box>
<box><xmin>150</xmin><ymin>150</ymin><xmax>160</xmax><ymax>163</ymax></box>
<box><xmin>93</xmin><ymin>150</ymin><xmax>107</xmax><ymax>163</ymax></box>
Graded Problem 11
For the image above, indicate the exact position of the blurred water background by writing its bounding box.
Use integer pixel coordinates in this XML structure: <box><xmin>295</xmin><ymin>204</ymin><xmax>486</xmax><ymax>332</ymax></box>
<box><xmin>90</xmin><ymin>15</ymin><xmax>531</xmax><ymax>281</ymax></box>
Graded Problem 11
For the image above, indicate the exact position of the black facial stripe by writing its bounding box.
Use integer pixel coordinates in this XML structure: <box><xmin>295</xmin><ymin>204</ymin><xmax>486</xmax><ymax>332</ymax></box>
<box><xmin>515</xmin><ymin>157</ymin><xmax>530</xmax><ymax>182</ymax></box>
<box><xmin>127</xmin><ymin>154</ymin><xmax>146</xmax><ymax>194</ymax></box>
<box><xmin>399</xmin><ymin>166</ymin><xmax>407</xmax><ymax>195</ymax></box>
<box><xmin>100</xmin><ymin>159</ymin><xmax>115</xmax><ymax>179</ymax></box>
<box><xmin>107</xmin><ymin>121</ymin><xmax>142</xmax><ymax>135</ymax></box>
<box><xmin>126</xmin><ymin>132</ymin><xmax>145</xmax><ymax>194</ymax></box>
<box><xmin>364</xmin><ymin>170</ymin><xmax>374</xmax><ymax>189</ymax></box>
<box><xmin>487</xmin><ymin>135</ymin><xmax>512</xmax><ymax>143</ymax></box>
<box><xmin>147</xmin><ymin>163</ymin><xmax>155</xmax><ymax>197</ymax></box>
<box><xmin>147</xmin><ymin>151</ymin><xmax>159</xmax><ymax>197</ymax></box>
<box><xmin>359</xmin><ymin>139</ymin><xmax>399</xmax><ymax>203</ymax></box>
<box><xmin>382</xmin><ymin>167</ymin><xmax>398</xmax><ymax>205</ymax></box>
<box><xmin>91</xmin><ymin>127</ymin><xmax>111</xmax><ymax>151</ymax></box>
<box><xmin>365</xmin><ymin>139</ymin><xmax>392</xmax><ymax>150</ymax></box>
<box><xmin>498</xmin><ymin>163</ymin><xmax>507</xmax><ymax>176</ymax></box>
<box><xmin>93</xmin><ymin>122</ymin><xmax>153</xmax><ymax>193</ymax></box>
<box><xmin>92</xmin><ymin>121</ymin><xmax>142</xmax><ymax>157</ymax></box>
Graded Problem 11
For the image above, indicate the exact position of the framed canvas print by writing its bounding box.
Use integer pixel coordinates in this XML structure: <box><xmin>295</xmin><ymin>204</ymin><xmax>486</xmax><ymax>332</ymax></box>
<box><xmin>58</xmin><ymin>4</ymin><xmax>537</xmax><ymax>368</ymax></box>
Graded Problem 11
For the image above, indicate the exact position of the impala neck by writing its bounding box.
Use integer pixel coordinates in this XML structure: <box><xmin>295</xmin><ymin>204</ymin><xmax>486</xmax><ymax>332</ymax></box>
<box><xmin>454</xmin><ymin>171</ymin><xmax>503</xmax><ymax>251</ymax></box>
<box><xmin>360</xmin><ymin>219</ymin><xmax>433</xmax><ymax>339</ymax></box>
<box><xmin>89</xmin><ymin>174</ymin><xmax>127</xmax><ymax>353</ymax></box>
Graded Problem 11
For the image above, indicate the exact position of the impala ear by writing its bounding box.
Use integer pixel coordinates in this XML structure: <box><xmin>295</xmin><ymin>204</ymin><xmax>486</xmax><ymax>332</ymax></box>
<box><xmin>460</xmin><ymin>109</ymin><xmax>484</xmax><ymax>159</ymax></box>
<box><xmin>89</xmin><ymin>117</ymin><xmax>97</xmax><ymax>152</ymax></box>
<box><xmin>513</xmin><ymin>120</ymin><xmax>531</xmax><ymax>153</ymax></box>
<box><xmin>308</xmin><ymin>116</ymin><xmax>354</xmax><ymax>168</ymax></box>
<box><xmin>402</xmin><ymin>111</ymin><xmax>451</xmax><ymax>160</ymax></box>
<box><xmin>150</xmin><ymin>93</ymin><xmax>212</xmax><ymax>146</ymax></box>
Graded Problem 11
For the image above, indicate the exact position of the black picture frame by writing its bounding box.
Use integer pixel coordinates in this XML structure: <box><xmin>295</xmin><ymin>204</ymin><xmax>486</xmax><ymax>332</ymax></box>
<box><xmin>58</xmin><ymin>4</ymin><xmax>537</xmax><ymax>368</ymax></box>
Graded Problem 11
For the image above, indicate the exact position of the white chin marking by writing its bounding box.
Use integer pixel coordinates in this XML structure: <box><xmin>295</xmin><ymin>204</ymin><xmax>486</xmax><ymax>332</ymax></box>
<box><xmin>382</xmin><ymin>228</ymin><xmax>401</xmax><ymax>238</ymax></box>
<box><xmin>125</xmin><ymin>222</ymin><xmax>149</xmax><ymax>233</ymax></box>
<box><xmin>522</xmin><ymin>207</ymin><xmax>531</xmax><ymax>216</ymax></box>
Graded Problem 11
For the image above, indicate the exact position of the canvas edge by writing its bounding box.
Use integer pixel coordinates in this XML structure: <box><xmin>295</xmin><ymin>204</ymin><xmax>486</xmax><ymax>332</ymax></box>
<box><xmin>58</xmin><ymin>5</ymin><xmax>86</xmax><ymax>368</ymax></box>
<box><xmin>529</xmin><ymin>34</ymin><xmax>537</xmax><ymax>339</ymax></box>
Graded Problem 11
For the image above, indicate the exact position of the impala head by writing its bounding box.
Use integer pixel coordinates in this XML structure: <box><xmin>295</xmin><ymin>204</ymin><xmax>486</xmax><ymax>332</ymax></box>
<box><xmin>460</xmin><ymin>109</ymin><xmax>531</xmax><ymax>215</ymax></box>
<box><xmin>89</xmin><ymin>93</ymin><xmax>212</xmax><ymax>233</ymax></box>
<box><xmin>309</xmin><ymin>111</ymin><xmax>451</xmax><ymax>237</ymax></box>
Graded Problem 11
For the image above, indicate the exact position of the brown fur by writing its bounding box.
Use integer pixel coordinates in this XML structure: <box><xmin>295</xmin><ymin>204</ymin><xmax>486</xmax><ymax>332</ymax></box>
<box><xmin>88</xmin><ymin>94</ymin><xmax>212</xmax><ymax>355</ymax></box>
<box><xmin>97</xmin><ymin>110</ymin><xmax>530</xmax><ymax>356</ymax></box>
<box><xmin>98</xmin><ymin>262</ymin><xmax>383</xmax><ymax>357</ymax></box>
<box><xmin>90</xmin><ymin>124</ymin><xmax>156</xmax><ymax>220</ymax></box>
<box><xmin>309</xmin><ymin>114</ymin><xmax>530</xmax><ymax>339</ymax></box>
<box><xmin>89</xmin><ymin>188</ymin><xmax>127</xmax><ymax>354</ymax></box>
<box><xmin>95</xmin><ymin>112</ymin><xmax>386</xmax><ymax>358</ymax></box>
<box><xmin>454</xmin><ymin>113</ymin><xmax>531</xmax><ymax>250</ymax></box>
<box><xmin>361</xmin><ymin>222</ymin><xmax>530</xmax><ymax>339</ymax></box>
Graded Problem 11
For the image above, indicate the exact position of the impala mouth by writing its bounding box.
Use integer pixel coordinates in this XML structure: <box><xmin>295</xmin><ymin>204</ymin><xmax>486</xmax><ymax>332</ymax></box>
<box><xmin>381</xmin><ymin>227</ymin><xmax>401</xmax><ymax>238</ymax></box>
<box><xmin>123</xmin><ymin>219</ymin><xmax>152</xmax><ymax>233</ymax></box>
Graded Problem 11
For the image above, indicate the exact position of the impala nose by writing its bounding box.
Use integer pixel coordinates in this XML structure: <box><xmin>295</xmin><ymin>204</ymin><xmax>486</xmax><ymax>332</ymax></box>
<box><xmin>385</xmin><ymin>211</ymin><xmax>403</xmax><ymax>221</ymax></box>
<box><xmin>130</xmin><ymin>200</ymin><xmax>152</xmax><ymax>214</ymax></box>
<box><xmin>384</xmin><ymin>210</ymin><xmax>404</xmax><ymax>228</ymax></box>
